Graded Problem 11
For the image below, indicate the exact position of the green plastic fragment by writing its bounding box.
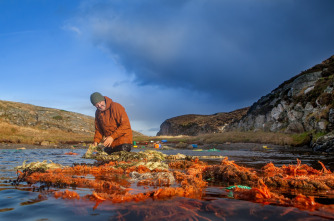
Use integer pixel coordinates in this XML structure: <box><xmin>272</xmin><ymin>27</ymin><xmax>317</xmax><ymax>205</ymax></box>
<box><xmin>225</xmin><ymin>185</ymin><xmax>252</xmax><ymax>198</ymax></box>
<box><xmin>225</xmin><ymin>185</ymin><xmax>252</xmax><ymax>190</ymax></box>
<box><xmin>227</xmin><ymin>191</ymin><xmax>234</xmax><ymax>198</ymax></box>
<box><xmin>207</xmin><ymin>148</ymin><xmax>220</xmax><ymax>152</ymax></box>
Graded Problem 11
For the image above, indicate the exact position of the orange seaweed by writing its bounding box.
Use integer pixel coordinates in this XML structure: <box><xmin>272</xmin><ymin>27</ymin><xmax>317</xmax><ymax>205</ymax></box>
<box><xmin>64</xmin><ymin>152</ymin><xmax>78</xmax><ymax>155</ymax></box>
<box><xmin>16</xmin><ymin>156</ymin><xmax>334</xmax><ymax>214</ymax></box>
<box><xmin>262</xmin><ymin>160</ymin><xmax>334</xmax><ymax>190</ymax></box>
<box><xmin>54</xmin><ymin>190</ymin><xmax>80</xmax><ymax>200</ymax></box>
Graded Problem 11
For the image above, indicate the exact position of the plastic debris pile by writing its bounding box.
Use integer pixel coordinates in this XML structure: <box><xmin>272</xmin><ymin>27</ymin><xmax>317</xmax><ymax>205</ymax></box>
<box><xmin>203</xmin><ymin>157</ymin><xmax>259</xmax><ymax>186</ymax></box>
<box><xmin>262</xmin><ymin>159</ymin><xmax>334</xmax><ymax>190</ymax></box>
<box><xmin>13</xmin><ymin>150</ymin><xmax>334</xmax><ymax>217</ymax></box>
<box><xmin>16</xmin><ymin>150</ymin><xmax>207</xmax><ymax>204</ymax></box>
<box><xmin>16</xmin><ymin>160</ymin><xmax>65</xmax><ymax>172</ymax></box>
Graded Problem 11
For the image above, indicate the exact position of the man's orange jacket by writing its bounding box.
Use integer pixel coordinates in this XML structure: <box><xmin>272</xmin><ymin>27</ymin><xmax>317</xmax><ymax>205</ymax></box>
<box><xmin>94</xmin><ymin>96</ymin><xmax>132</xmax><ymax>147</ymax></box>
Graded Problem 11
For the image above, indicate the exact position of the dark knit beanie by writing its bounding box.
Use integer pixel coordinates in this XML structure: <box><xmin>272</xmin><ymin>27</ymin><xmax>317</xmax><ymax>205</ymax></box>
<box><xmin>90</xmin><ymin>92</ymin><xmax>105</xmax><ymax>106</ymax></box>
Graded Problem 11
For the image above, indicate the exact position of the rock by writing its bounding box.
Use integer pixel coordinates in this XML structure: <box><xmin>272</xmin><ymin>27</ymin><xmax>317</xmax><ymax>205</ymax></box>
<box><xmin>304</xmin><ymin>86</ymin><xmax>314</xmax><ymax>94</ymax></box>
<box><xmin>15</xmin><ymin>160</ymin><xmax>65</xmax><ymax>172</ymax></box>
<box><xmin>167</xmin><ymin>153</ymin><xmax>187</xmax><ymax>160</ymax></box>
<box><xmin>284</xmin><ymin>122</ymin><xmax>305</xmax><ymax>133</ymax></box>
<box><xmin>288</xmin><ymin>71</ymin><xmax>322</xmax><ymax>97</ymax></box>
<box><xmin>130</xmin><ymin>171</ymin><xmax>175</xmax><ymax>185</ymax></box>
<box><xmin>186</xmin><ymin>144</ymin><xmax>194</xmax><ymax>149</ymax></box>
<box><xmin>327</xmin><ymin>108</ymin><xmax>334</xmax><ymax>131</ymax></box>
<box><xmin>329</xmin><ymin>108</ymin><xmax>334</xmax><ymax>124</ymax></box>
<box><xmin>160</xmin><ymin>145</ymin><xmax>174</xmax><ymax>150</ymax></box>
<box><xmin>317</xmin><ymin>120</ymin><xmax>327</xmax><ymax>131</ymax></box>
<box><xmin>40</xmin><ymin>141</ymin><xmax>50</xmax><ymax>146</ymax></box>
<box><xmin>312</xmin><ymin>131</ymin><xmax>334</xmax><ymax>152</ymax></box>
<box><xmin>254</xmin><ymin>115</ymin><xmax>265</xmax><ymax>129</ymax></box>
<box><xmin>271</xmin><ymin>104</ymin><xmax>284</xmax><ymax>121</ymax></box>
<box><xmin>175</xmin><ymin>142</ymin><xmax>188</xmax><ymax>149</ymax></box>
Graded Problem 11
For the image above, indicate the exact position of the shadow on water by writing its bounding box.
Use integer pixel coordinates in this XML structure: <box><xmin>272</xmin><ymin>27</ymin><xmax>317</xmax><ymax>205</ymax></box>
<box><xmin>0</xmin><ymin>146</ymin><xmax>333</xmax><ymax>220</ymax></box>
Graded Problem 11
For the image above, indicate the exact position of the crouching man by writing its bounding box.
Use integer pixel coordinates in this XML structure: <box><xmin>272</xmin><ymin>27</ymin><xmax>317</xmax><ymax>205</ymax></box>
<box><xmin>90</xmin><ymin>92</ymin><xmax>132</xmax><ymax>154</ymax></box>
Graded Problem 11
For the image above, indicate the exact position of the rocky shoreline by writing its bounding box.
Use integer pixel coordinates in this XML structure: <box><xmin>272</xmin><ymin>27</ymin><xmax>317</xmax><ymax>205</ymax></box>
<box><xmin>0</xmin><ymin>142</ymin><xmax>309</xmax><ymax>152</ymax></box>
<box><xmin>312</xmin><ymin>131</ymin><xmax>334</xmax><ymax>152</ymax></box>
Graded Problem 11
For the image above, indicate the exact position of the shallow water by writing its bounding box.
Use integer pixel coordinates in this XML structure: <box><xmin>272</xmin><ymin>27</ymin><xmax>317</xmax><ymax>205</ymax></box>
<box><xmin>0</xmin><ymin>147</ymin><xmax>334</xmax><ymax>220</ymax></box>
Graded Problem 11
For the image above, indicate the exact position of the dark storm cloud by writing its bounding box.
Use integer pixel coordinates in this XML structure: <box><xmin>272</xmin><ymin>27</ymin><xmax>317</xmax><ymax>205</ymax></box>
<box><xmin>78</xmin><ymin>0</ymin><xmax>334</xmax><ymax>105</ymax></box>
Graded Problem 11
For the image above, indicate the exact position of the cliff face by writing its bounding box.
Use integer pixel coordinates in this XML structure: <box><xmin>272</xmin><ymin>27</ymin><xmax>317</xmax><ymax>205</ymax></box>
<box><xmin>227</xmin><ymin>55</ymin><xmax>334</xmax><ymax>134</ymax></box>
<box><xmin>157</xmin><ymin>107</ymin><xmax>249</xmax><ymax>136</ymax></box>
<box><xmin>0</xmin><ymin>100</ymin><xmax>95</xmax><ymax>135</ymax></box>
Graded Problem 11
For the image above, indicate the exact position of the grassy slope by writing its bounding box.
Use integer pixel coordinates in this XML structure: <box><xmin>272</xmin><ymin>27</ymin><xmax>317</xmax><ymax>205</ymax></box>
<box><xmin>137</xmin><ymin>131</ymin><xmax>310</xmax><ymax>147</ymax></box>
<box><xmin>0</xmin><ymin>120</ymin><xmax>309</xmax><ymax>146</ymax></box>
<box><xmin>0</xmin><ymin>122</ymin><xmax>93</xmax><ymax>144</ymax></box>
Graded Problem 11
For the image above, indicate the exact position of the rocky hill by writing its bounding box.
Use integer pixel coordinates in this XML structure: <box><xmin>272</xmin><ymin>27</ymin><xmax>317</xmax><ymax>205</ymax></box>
<box><xmin>227</xmin><ymin>55</ymin><xmax>334</xmax><ymax>134</ymax></box>
<box><xmin>156</xmin><ymin>55</ymin><xmax>334</xmax><ymax>151</ymax></box>
<box><xmin>226</xmin><ymin>55</ymin><xmax>334</xmax><ymax>151</ymax></box>
<box><xmin>157</xmin><ymin>107</ymin><xmax>249</xmax><ymax>136</ymax></box>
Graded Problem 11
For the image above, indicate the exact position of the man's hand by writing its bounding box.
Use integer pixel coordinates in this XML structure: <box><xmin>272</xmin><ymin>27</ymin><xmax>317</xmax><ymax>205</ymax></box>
<box><xmin>103</xmin><ymin>136</ymin><xmax>114</xmax><ymax>147</ymax></box>
<box><xmin>93</xmin><ymin>142</ymin><xmax>98</xmax><ymax>147</ymax></box>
